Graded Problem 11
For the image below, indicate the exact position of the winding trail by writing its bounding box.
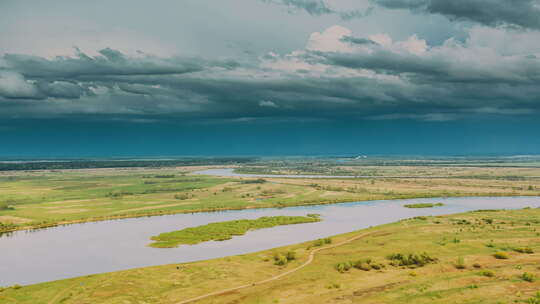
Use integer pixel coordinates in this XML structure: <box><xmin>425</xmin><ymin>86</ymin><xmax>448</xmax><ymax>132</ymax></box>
<box><xmin>175</xmin><ymin>231</ymin><xmax>377</xmax><ymax>304</ymax></box>
<box><xmin>47</xmin><ymin>283</ymin><xmax>78</xmax><ymax>304</ymax></box>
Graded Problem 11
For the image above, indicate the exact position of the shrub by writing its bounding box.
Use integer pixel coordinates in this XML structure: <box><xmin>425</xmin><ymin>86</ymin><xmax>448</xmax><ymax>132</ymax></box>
<box><xmin>273</xmin><ymin>254</ymin><xmax>288</xmax><ymax>266</ymax></box>
<box><xmin>0</xmin><ymin>202</ymin><xmax>15</xmax><ymax>210</ymax></box>
<box><xmin>479</xmin><ymin>270</ymin><xmax>494</xmax><ymax>277</ymax></box>
<box><xmin>353</xmin><ymin>260</ymin><xmax>371</xmax><ymax>271</ymax></box>
<box><xmin>336</xmin><ymin>262</ymin><xmax>352</xmax><ymax>272</ymax></box>
<box><xmin>240</xmin><ymin>179</ymin><xmax>266</xmax><ymax>184</ymax></box>
<box><xmin>285</xmin><ymin>251</ymin><xmax>296</xmax><ymax>261</ymax></box>
<box><xmin>526</xmin><ymin>292</ymin><xmax>540</xmax><ymax>304</ymax></box>
<box><xmin>387</xmin><ymin>252</ymin><xmax>437</xmax><ymax>267</ymax></box>
<box><xmin>327</xmin><ymin>283</ymin><xmax>341</xmax><ymax>289</ymax></box>
<box><xmin>174</xmin><ymin>193</ymin><xmax>193</xmax><ymax>200</ymax></box>
<box><xmin>310</xmin><ymin>238</ymin><xmax>332</xmax><ymax>248</ymax></box>
<box><xmin>521</xmin><ymin>272</ymin><xmax>536</xmax><ymax>282</ymax></box>
<box><xmin>335</xmin><ymin>261</ymin><xmax>352</xmax><ymax>273</ymax></box>
<box><xmin>493</xmin><ymin>252</ymin><xmax>509</xmax><ymax>259</ymax></box>
<box><xmin>514</xmin><ymin>247</ymin><xmax>534</xmax><ymax>254</ymax></box>
<box><xmin>454</xmin><ymin>257</ymin><xmax>466</xmax><ymax>269</ymax></box>
<box><xmin>106</xmin><ymin>191</ymin><xmax>133</xmax><ymax>198</ymax></box>
<box><xmin>473</xmin><ymin>263</ymin><xmax>482</xmax><ymax>269</ymax></box>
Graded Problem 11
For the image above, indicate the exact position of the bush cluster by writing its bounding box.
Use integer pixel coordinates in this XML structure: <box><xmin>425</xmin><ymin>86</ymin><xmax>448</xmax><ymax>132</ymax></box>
<box><xmin>0</xmin><ymin>202</ymin><xmax>15</xmax><ymax>211</ymax></box>
<box><xmin>335</xmin><ymin>257</ymin><xmax>386</xmax><ymax>273</ymax></box>
<box><xmin>106</xmin><ymin>190</ymin><xmax>133</xmax><ymax>198</ymax></box>
<box><xmin>309</xmin><ymin>238</ymin><xmax>332</xmax><ymax>249</ymax></box>
<box><xmin>386</xmin><ymin>252</ymin><xmax>437</xmax><ymax>267</ymax></box>
<box><xmin>273</xmin><ymin>251</ymin><xmax>296</xmax><ymax>266</ymax></box>
<box><xmin>514</xmin><ymin>247</ymin><xmax>534</xmax><ymax>254</ymax></box>
<box><xmin>521</xmin><ymin>272</ymin><xmax>536</xmax><ymax>282</ymax></box>
<box><xmin>174</xmin><ymin>193</ymin><xmax>194</xmax><ymax>200</ymax></box>
<box><xmin>526</xmin><ymin>292</ymin><xmax>540</xmax><ymax>304</ymax></box>
<box><xmin>493</xmin><ymin>252</ymin><xmax>509</xmax><ymax>259</ymax></box>
<box><xmin>478</xmin><ymin>270</ymin><xmax>495</xmax><ymax>277</ymax></box>
<box><xmin>240</xmin><ymin>179</ymin><xmax>266</xmax><ymax>184</ymax></box>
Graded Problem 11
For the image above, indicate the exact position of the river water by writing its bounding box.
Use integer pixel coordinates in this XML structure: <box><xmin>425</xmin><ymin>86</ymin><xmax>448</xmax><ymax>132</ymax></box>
<box><xmin>1</xmin><ymin>196</ymin><xmax>539</xmax><ymax>286</ymax></box>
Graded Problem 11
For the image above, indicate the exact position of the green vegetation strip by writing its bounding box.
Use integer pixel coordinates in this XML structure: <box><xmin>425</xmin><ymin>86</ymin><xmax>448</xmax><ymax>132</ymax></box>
<box><xmin>149</xmin><ymin>215</ymin><xmax>321</xmax><ymax>248</ymax></box>
<box><xmin>404</xmin><ymin>203</ymin><xmax>444</xmax><ymax>208</ymax></box>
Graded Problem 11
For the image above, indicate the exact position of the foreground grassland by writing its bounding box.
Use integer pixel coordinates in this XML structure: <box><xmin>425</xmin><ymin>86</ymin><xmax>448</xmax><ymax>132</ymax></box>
<box><xmin>150</xmin><ymin>215</ymin><xmax>321</xmax><ymax>248</ymax></box>
<box><xmin>1</xmin><ymin>166</ymin><xmax>540</xmax><ymax>233</ymax></box>
<box><xmin>3</xmin><ymin>208</ymin><xmax>539</xmax><ymax>304</ymax></box>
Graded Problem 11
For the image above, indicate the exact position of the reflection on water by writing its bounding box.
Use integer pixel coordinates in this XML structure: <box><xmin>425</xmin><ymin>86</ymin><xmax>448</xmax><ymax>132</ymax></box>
<box><xmin>0</xmin><ymin>196</ymin><xmax>539</xmax><ymax>286</ymax></box>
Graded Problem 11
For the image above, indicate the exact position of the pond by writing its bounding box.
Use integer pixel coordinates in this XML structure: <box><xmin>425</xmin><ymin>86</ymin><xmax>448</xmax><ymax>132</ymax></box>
<box><xmin>1</xmin><ymin>196</ymin><xmax>539</xmax><ymax>286</ymax></box>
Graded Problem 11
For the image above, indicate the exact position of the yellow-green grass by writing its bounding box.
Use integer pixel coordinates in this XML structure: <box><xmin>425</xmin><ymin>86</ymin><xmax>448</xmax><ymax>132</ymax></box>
<box><xmin>1</xmin><ymin>166</ymin><xmax>540</xmax><ymax>233</ymax></box>
<box><xmin>149</xmin><ymin>215</ymin><xmax>321</xmax><ymax>248</ymax></box>
<box><xmin>2</xmin><ymin>207</ymin><xmax>539</xmax><ymax>304</ymax></box>
<box><xmin>237</xmin><ymin>164</ymin><xmax>540</xmax><ymax>178</ymax></box>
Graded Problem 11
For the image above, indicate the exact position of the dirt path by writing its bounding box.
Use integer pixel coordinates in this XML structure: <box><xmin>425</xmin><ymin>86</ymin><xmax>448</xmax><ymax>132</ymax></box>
<box><xmin>47</xmin><ymin>283</ymin><xmax>77</xmax><ymax>304</ymax></box>
<box><xmin>175</xmin><ymin>231</ymin><xmax>376</xmax><ymax>304</ymax></box>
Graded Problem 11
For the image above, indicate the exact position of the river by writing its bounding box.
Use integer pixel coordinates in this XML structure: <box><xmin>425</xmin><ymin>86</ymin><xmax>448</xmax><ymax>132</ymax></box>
<box><xmin>1</xmin><ymin>196</ymin><xmax>539</xmax><ymax>286</ymax></box>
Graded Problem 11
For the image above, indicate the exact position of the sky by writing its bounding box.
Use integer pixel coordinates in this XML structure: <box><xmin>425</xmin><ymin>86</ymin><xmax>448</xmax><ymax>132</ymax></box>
<box><xmin>1</xmin><ymin>0</ymin><xmax>540</xmax><ymax>157</ymax></box>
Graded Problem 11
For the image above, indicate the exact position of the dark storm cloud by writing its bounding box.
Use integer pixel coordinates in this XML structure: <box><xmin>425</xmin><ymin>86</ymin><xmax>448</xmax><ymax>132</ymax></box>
<box><xmin>0</xmin><ymin>48</ymin><xmax>240</xmax><ymax>101</ymax></box>
<box><xmin>261</xmin><ymin>0</ymin><xmax>372</xmax><ymax>19</ymax></box>
<box><xmin>1</xmin><ymin>42</ymin><xmax>539</xmax><ymax>122</ymax></box>
<box><xmin>263</xmin><ymin>0</ymin><xmax>333</xmax><ymax>15</ymax></box>
<box><xmin>312</xmin><ymin>49</ymin><xmax>540</xmax><ymax>84</ymax></box>
<box><xmin>262</xmin><ymin>0</ymin><xmax>540</xmax><ymax>29</ymax></box>
<box><xmin>1</xmin><ymin>48</ymin><xmax>237</xmax><ymax>80</ymax></box>
<box><xmin>371</xmin><ymin>0</ymin><xmax>540</xmax><ymax>29</ymax></box>
<box><xmin>340</xmin><ymin>36</ymin><xmax>378</xmax><ymax>45</ymax></box>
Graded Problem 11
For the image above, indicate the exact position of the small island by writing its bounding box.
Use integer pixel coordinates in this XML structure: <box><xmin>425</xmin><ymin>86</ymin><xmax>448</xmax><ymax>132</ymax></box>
<box><xmin>403</xmin><ymin>203</ymin><xmax>444</xmax><ymax>208</ymax></box>
<box><xmin>150</xmin><ymin>215</ymin><xmax>321</xmax><ymax>248</ymax></box>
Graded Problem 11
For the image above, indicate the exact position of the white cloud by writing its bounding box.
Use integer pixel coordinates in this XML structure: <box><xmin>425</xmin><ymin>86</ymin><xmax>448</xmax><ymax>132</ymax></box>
<box><xmin>259</xmin><ymin>100</ymin><xmax>279</xmax><ymax>108</ymax></box>
<box><xmin>0</xmin><ymin>71</ymin><xmax>40</xmax><ymax>99</ymax></box>
<box><xmin>306</xmin><ymin>25</ymin><xmax>353</xmax><ymax>53</ymax></box>
<box><xmin>397</xmin><ymin>34</ymin><xmax>428</xmax><ymax>55</ymax></box>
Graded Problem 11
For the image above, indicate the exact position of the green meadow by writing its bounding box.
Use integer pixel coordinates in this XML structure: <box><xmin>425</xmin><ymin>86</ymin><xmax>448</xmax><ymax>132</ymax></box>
<box><xmin>150</xmin><ymin>215</ymin><xmax>321</xmax><ymax>248</ymax></box>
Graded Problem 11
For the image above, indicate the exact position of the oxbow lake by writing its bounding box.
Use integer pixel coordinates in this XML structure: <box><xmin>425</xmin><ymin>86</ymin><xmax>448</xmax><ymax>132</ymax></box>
<box><xmin>1</xmin><ymin>196</ymin><xmax>540</xmax><ymax>286</ymax></box>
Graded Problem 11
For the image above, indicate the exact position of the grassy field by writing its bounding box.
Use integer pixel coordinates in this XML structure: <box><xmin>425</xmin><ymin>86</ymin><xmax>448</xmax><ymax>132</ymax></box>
<box><xmin>1</xmin><ymin>166</ymin><xmax>540</xmax><ymax>233</ymax></box>
<box><xmin>150</xmin><ymin>215</ymin><xmax>321</xmax><ymax>248</ymax></box>
<box><xmin>237</xmin><ymin>164</ymin><xmax>540</xmax><ymax>177</ymax></box>
<box><xmin>2</xmin><ymin>207</ymin><xmax>539</xmax><ymax>303</ymax></box>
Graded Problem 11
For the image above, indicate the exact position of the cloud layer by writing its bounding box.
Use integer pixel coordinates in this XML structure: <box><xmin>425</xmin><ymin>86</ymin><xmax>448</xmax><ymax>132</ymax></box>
<box><xmin>261</xmin><ymin>0</ymin><xmax>540</xmax><ymax>30</ymax></box>
<box><xmin>372</xmin><ymin>0</ymin><xmax>540</xmax><ymax>29</ymax></box>
<box><xmin>1</xmin><ymin>23</ymin><xmax>539</xmax><ymax>123</ymax></box>
<box><xmin>261</xmin><ymin>0</ymin><xmax>373</xmax><ymax>19</ymax></box>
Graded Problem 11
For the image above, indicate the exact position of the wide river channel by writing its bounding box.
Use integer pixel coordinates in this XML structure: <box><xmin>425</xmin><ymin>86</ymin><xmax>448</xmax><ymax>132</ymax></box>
<box><xmin>2</xmin><ymin>194</ymin><xmax>540</xmax><ymax>286</ymax></box>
